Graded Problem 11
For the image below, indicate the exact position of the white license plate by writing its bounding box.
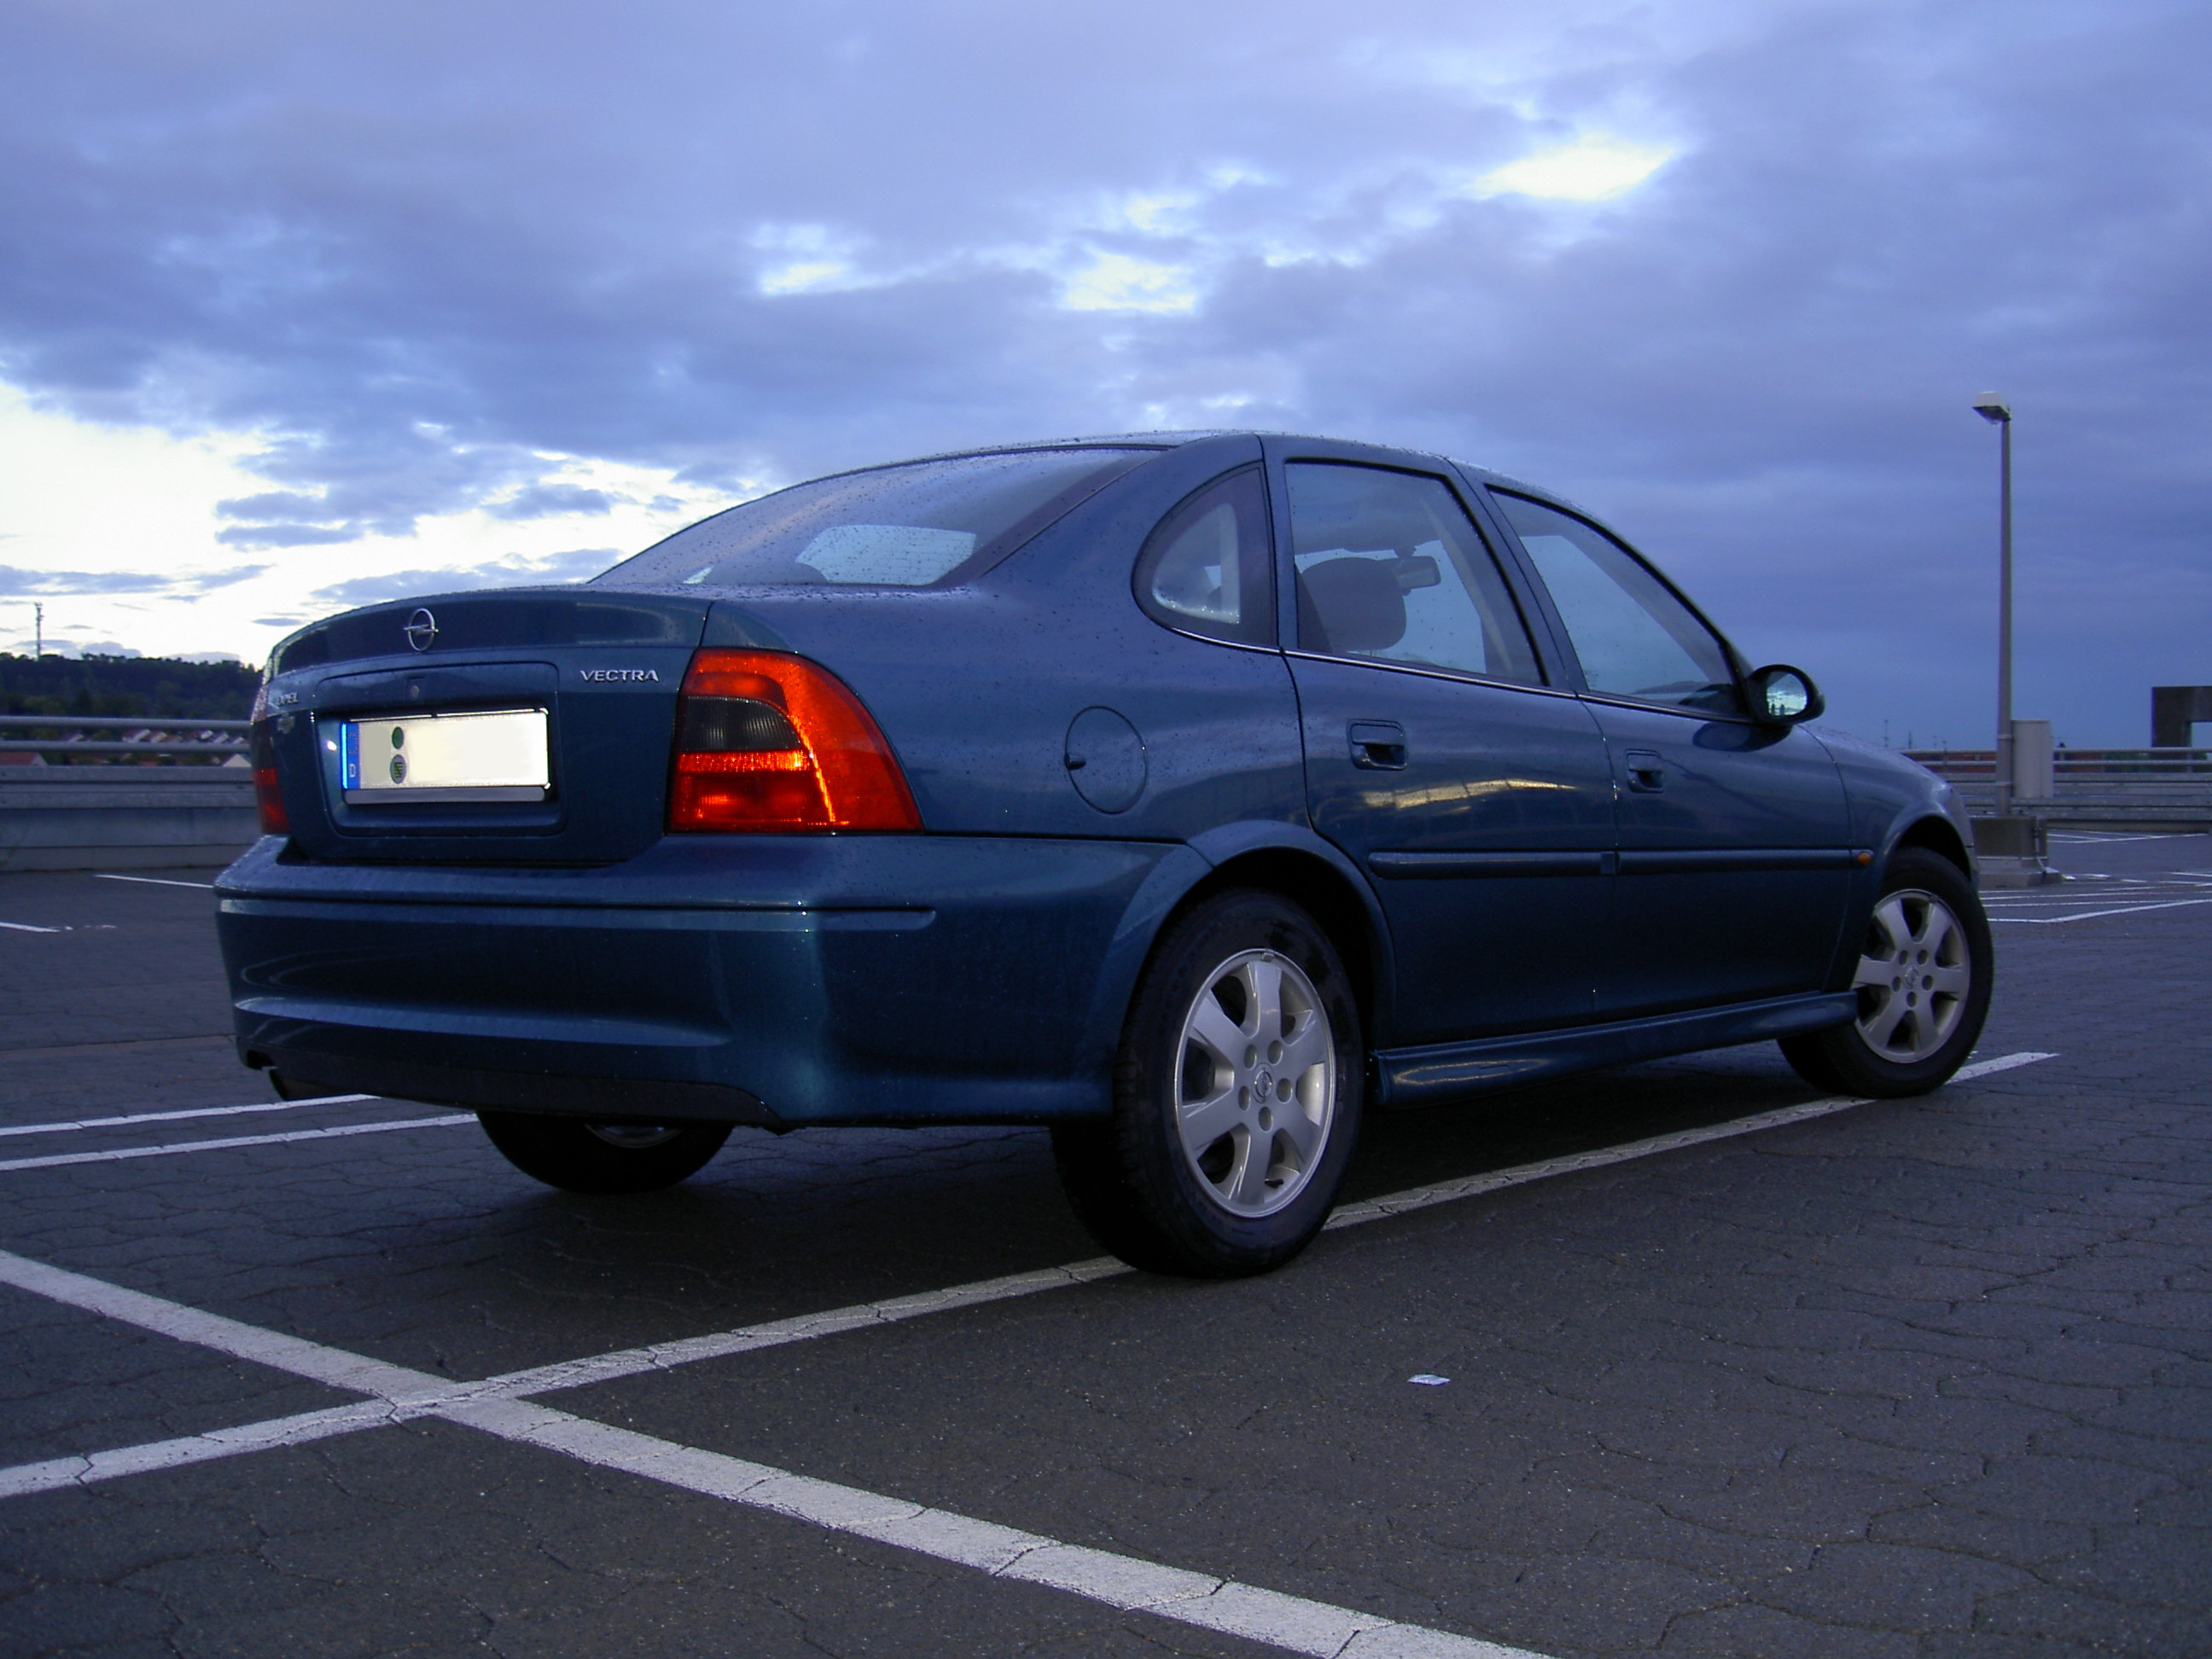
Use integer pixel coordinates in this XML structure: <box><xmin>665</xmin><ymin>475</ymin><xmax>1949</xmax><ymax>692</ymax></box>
<box><xmin>338</xmin><ymin>707</ymin><xmax>550</xmax><ymax>804</ymax></box>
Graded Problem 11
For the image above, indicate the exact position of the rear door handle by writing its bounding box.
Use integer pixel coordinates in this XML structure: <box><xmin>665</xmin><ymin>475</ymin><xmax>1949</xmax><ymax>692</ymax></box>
<box><xmin>1348</xmin><ymin>721</ymin><xmax>1408</xmax><ymax>770</ymax></box>
<box><xmin>1624</xmin><ymin>749</ymin><xmax>1665</xmax><ymax>791</ymax></box>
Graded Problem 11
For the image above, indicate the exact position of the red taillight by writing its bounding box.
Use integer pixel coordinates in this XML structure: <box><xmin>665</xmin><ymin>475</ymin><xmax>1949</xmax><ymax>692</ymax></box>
<box><xmin>668</xmin><ymin>649</ymin><xmax>921</xmax><ymax>833</ymax></box>
<box><xmin>248</xmin><ymin>684</ymin><xmax>289</xmax><ymax>835</ymax></box>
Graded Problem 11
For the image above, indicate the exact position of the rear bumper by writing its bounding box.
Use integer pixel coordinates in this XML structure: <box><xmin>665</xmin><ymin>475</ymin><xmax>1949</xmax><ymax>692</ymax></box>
<box><xmin>217</xmin><ymin>833</ymin><xmax>1194</xmax><ymax>1126</ymax></box>
<box><xmin>261</xmin><ymin>1045</ymin><xmax>780</xmax><ymax>1127</ymax></box>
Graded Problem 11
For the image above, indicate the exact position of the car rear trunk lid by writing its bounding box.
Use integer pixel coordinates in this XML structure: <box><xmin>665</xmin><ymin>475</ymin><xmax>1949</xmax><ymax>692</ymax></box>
<box><xmin>262</xmin><ymin>590</ymin><xmax>713</xmax><ymax>864</ymax></box>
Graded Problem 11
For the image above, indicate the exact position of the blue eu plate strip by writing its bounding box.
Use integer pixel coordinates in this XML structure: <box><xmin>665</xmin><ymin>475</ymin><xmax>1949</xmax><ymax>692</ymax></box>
<box><xmin>340</xmin><ymin>723</ymin><xmax>358</xmax><ymax>790</ymax></box>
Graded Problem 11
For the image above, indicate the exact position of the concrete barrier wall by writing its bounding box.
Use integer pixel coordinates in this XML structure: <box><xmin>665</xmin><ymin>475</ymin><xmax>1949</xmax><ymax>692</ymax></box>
<box><xmin>0</xmin><ymin>769</ymin><xmax>259</xmax><ymax>872</ymax></box>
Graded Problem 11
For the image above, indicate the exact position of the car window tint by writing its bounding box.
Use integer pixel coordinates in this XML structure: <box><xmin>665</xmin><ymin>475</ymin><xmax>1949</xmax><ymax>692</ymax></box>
<box><xmin>596</xmin><ymin>449</ymin><xmax>1153</xmax><ymax>589</ymax></box>
<box><xmin>1492</xmin><ymin>492</ymin><xmax>1741</xmax><ymax>714</ymax></box>
<box><xmin>1285</xmin><ymin>463</ymin><xmax>1540</xmax><ymax>684</ymax></box>
<box><xmin>1135</xmin><ymin>468</ymin><xmax>1274</xmax><ymax>645</ymax></box>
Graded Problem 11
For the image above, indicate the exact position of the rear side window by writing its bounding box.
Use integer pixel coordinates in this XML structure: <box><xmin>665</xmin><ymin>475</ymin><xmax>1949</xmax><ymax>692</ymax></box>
<box><xmin>1492</xmin><ymin>492</ymin><xmax>1741</xmax><ymax>714</ymax></box>
<box><xmin>1285</xmin><ymin>463</ymin><xmax>1542</xmax><ymax>684</ymax></box>
<box><xmin>1134</xmin><ymin>468</ymin><xmax>1275</xmax><ymax>646</ymax></box>
<box><xmin>597</xmin><ymin>448</ymin><xmax>1155</xmax><ymax>590</ymax></box>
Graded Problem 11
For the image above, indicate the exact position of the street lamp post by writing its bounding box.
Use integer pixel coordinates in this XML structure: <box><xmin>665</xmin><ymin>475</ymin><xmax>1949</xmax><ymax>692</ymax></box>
<box><xmin>1973</xmin><ymin>393</ymin><xmax>2014</xmax><ymax>816</ymax></box>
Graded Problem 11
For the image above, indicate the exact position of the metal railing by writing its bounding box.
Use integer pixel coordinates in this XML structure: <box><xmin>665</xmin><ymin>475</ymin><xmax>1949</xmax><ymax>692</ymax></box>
<box><xmin>0</xmin><ymin>715</ymin><xmax>251</xmax><ymax>759</ymax></box>
<box><xmin>1902</xmin><ymin>748</ymin><xmax>2212</xmax><ymax>821</ymax></box>
<box><xmin>1905</xmin><ymin>748</ymin><xmax>2212</xmax><ymax>777</ymax></box>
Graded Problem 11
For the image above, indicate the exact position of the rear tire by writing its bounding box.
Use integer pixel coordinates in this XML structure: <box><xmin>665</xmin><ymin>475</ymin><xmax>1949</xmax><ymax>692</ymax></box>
<box><xmin>478</xmin><ymin>1113</ymin><xmax>732</xmax><ymax>1194</ymax></box>
<box><xmin>1052</xmin><ymin>889</ymin><xmax>1363</xmax><ymax>1277</ymax></box>
<box><xmin>1780</xmin><ymin>847</ymin><xmax>1993</xmax><ymax>1097</ymax></box>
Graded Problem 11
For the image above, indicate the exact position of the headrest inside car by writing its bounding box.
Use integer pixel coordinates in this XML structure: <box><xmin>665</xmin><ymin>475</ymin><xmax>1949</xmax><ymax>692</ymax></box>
<box><xmin>1298</xmin><ymin>557</ymin><xmax>1409</xmax><ymax>654</ymax></box>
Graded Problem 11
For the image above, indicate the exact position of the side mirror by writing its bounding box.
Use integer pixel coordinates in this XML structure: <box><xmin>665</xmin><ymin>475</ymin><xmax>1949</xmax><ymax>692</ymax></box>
<box><xmin>1746</xmin><ymin>664</ymin><xmax>1824</xmax><ymax>725</ymax></box>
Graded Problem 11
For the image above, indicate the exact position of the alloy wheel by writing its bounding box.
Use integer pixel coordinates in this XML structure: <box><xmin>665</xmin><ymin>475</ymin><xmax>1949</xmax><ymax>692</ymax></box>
<box><xmin>1850</xmin><ymin>888</ymin><xmax>1972</xmax><ymax>1062</ymax></box>
<box><xmin>1172</xmin><ymin>948</ymin><xmax>1336</xmax><ymax>1218</ymax></box>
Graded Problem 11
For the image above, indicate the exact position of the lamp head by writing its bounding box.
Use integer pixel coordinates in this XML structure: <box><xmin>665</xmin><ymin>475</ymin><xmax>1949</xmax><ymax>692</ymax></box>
<box><xmin>1972</xmin><ymin>392</ymin><xmax>2011</xmax><ymax>423</ymax></box>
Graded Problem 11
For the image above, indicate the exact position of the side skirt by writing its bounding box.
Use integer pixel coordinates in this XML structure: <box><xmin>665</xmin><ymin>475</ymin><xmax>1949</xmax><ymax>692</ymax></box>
<box><xmin>1371</xmin><ymin>991</ymin><xmax>1856</xmax><ymax>1110</ymax></box>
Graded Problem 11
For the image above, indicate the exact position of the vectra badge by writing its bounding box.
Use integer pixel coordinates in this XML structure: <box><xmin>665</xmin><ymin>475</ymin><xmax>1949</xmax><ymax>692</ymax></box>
<box><xmin>579</xmin><ymin>668</ymin><xmax>660</xmax><ymax>683</ymax></box>
<box><xmin>403</xmin><ymin>608</ymin><xmax>439</xmax><ymax>652</ymax></box>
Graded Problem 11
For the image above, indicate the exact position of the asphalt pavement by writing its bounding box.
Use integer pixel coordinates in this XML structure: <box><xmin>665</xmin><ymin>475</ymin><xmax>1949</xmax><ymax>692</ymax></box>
<box><xmin>0</xmin><ymin>833</ymin><xmax>2207</xmax><ymax>1657</ymax></box>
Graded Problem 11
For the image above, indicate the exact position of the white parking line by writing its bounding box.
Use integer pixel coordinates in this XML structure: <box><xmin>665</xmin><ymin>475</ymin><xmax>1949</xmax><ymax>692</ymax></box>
<box><xmin>0</xmin><ymin>920</ymin><xmax>62</xmax><ymax>934</ymax></box>
<box><xmin>480</xmin><ymin>1257</ymin><xmax>1134</xmax><ymax>1399</ymax></box>
<box><xmin>0</xmin><ymin>1400</ymin><xmax>398</xmax><ymax>1498</ymax></box>
<box><xmin>0</xmin><ymin>1054</ymin><xmax>2063</xmax><ymax>1649</ymax></box>
<box><xmin>1989</xmin><ymin>898</ymin><xmax>2212</xmax><ymax>924</ymax></box>
<box><xmin>449</xmin><ymin>1393</ymin><xmax>1544</xmax><ymax>1659</ymax></box>
<box><xmin>0</xmin><ymin>1261</ymin><xmax>1137</xmax><ymax>1501</ymax></box>
<box><xmin>0</xmin><ymin>1051</ymin><xmax>2056</xmax><ymax>1490</ymax></box>
<box><xmin>0</xmin><ymin>1094</ymin><xmax>375</xmax><ymax>1140</ymax></box>
<box><xmin>1325</xmin><ymin>1050</ymin><xmax>2056</xmax><ymax>1230</ymax></box>
<box><xmin>93</xmin><ymin>873</ymin><xmax>216</xmax><ymax>889</ymax></box>
<box><xmin>0</xmin><ymin>1251</ymin><xmax>1542</xmax><ymax>1658</ymax></box>
<box><xmin>2048</xmin><ymin>832</ymin><xmax>2209</xmax><ymax>844</ymax></box>
<box><xmin>0</xmin><ymin>1115</ymin><xmax>474</xmax><ymax>1173</ymax></box>
<box><xmin>1982</xmin><ymin>880</ymin><xmax>2212</xmax><ymax>899</ymax></box>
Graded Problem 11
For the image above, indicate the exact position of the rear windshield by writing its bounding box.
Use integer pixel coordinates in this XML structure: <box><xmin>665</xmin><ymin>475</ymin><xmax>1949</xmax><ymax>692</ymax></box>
<box><xmin>594</xmin><ymin>448</ymin><xmax>1156</xmax><ymax>590</ymax></box>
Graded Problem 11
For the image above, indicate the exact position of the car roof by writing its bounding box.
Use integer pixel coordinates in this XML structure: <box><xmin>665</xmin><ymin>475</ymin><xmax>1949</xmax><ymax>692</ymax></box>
<box><xmin>874</xmin><ymin>430</ymin><xmax>1592</xmax><ymax>519</ymax></box>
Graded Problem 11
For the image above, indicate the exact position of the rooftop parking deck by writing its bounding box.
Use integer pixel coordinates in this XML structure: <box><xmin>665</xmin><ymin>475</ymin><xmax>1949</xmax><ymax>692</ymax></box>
<box><xmin>2</xmin><ymin>834</ymin><xmax>2209</xmax><ymax>1658</ymax></box>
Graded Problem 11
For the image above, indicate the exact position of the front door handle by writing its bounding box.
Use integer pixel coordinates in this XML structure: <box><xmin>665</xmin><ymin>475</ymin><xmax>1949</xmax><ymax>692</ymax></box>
<box><xmin>1624</xmin><ymin>749</ymin><xmax>1665</xmax><ymax>791</ymax></box>
<box><xmin>1348</xmin><ymin>721</ymin><xmax>1408</xmax><ymax>770</ymax></box>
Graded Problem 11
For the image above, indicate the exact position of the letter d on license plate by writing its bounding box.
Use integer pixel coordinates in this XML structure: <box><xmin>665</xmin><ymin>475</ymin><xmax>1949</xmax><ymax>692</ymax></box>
<box><xmin>340</xmin><ymin>707</ymin><xmax>550</xmax><ymax>804</ymax></box>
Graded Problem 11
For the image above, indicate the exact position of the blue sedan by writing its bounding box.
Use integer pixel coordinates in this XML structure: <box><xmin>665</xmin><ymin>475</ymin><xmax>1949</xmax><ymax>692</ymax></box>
<box><xmin>220</xmin><ymin>432</ymin><xmax>1992</xmax><ymax>1275</ymax></box>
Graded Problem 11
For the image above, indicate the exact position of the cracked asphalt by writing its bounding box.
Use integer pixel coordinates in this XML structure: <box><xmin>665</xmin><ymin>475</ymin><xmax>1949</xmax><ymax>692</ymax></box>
<box><xmin>1</xmin><ymin>833</ymin><xmax>2207</xmax><ymax>1657</ymax></box>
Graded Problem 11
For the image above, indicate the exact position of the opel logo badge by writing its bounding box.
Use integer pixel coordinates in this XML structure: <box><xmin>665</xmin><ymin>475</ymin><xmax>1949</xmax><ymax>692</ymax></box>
<box><xmin>404</xmin><ymin>608</ymin><xmax>439</xmax><ymax>653</ymax></box>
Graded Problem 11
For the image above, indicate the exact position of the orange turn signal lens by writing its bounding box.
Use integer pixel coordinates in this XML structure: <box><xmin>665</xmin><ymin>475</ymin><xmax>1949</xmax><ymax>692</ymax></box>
<box><xmin>667</xmin><ymin>649</ymin><xmax>921</xmax><ymax>833</ymax></box>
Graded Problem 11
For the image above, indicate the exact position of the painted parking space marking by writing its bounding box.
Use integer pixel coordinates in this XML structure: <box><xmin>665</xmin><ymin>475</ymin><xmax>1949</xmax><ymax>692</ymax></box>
<box><xmin>0</xmin><ymin>1400</ymin><xmax>399</xmax><ymax>1499</ymax></box>
<box><xmin>0</xmin><ymin>1053</ymin><xmax>2061</xmax><ymax>1654</ymax></box>
<box><xmin>448</xmin><ymin>1394</ymin><xmax>1548</xmax><ymax>1659</ymax></box>
<box><xmin>0</xmin><ymin>919</ymin><xmax>64</xmax><ymax>934</ymax></box>
<box><xmin>1988</xmin><ymin>897</ymin><xmax>2212</xmax><ymax>924</ymax></box>
<box><xmin>0</xmin><ymin>1251</ymin><xmax>1542</xmax><ymax>1658</ymax></box>
<box><xmin>0</xmin><ymin>1260</ymin><xmax>1137</xmax><ymax>1501</ymax></box>
<box><xmin>1982</xmin><ymin>881</ymin><xmax>2212</xmax><ymax>905</ymax></box>
<box><xmin>1325</xmin><ymin>1050</ymin><xmax>2054</xmax><ymax>1228</ymax></box>
<box><xmin>2049</xmin><ymin>831</ymin><xmax>2210</xmax><ymax>844</ymax></box>
<box><xmin>0</xmin><ymin>1094</ymin><xmax>375</xmax><ymax>1140</ymax></box>
<box><xmin>0</xmin><ymin>1051</ymin><xmax>2055</xmax><ymax>1493</ymax></box>
<box><xmin>93</xmin><ymin>873</ymin><xmax>216</xmax><ymax>889</ymax></box>
<box><xmin>0</xmin><ymin>1115</ymin><xmax>473</xmax><ymax>1173</ymax></box>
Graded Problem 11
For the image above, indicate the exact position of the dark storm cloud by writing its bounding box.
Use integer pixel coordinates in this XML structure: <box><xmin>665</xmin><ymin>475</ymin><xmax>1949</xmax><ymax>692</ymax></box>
<box><xmin>0</xmin><ymin>0</ymin><xmax>2205</xmax><ymax>740</ymax></box>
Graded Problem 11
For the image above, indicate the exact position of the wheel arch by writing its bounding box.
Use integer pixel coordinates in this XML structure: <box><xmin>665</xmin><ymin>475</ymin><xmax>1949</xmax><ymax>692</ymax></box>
<box><xmin>1824</xmin><ymin>811</ymin><xmax>1977</xmax><ymax>993</ymax></box>
<box><xmin>1890</xmin><ymin>812</ymin><xmax>1972</xmax><ymax>875</ymax></box>
<box><xmin>1180</xmin><ymin>847</ymin><xmax>1390</xmax><ymax>1050</ymax></box>
<box><xmin>1075</xmin><ymin>824</ymin><xmax>1396</xmax><ymax>1095</ymax></box>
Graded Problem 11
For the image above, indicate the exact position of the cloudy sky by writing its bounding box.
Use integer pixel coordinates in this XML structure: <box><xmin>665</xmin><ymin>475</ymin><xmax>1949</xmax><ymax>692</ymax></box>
<box><xmin>1</xmin><ymin>0</ymin><xmax>2203</xmax><ymax>746</ymax></box>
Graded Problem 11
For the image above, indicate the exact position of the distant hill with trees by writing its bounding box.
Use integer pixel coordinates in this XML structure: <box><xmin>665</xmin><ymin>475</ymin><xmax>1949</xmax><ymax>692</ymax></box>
<box><xmin>0</xmin><ymin>654</ymin><xmax>260</xmax><ymax>720</ymax></box>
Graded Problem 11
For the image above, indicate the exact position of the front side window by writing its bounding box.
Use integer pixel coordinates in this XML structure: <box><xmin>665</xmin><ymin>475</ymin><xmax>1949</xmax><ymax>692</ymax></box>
<box><xmin>1134</xmin><ymin>468</ymin><xmax>1274</xmax><ymax>645</ymax></box>
<box><xmin>597</xmin><ymin>448</ymin><xmax>1154</xmax><ymax>590</ymax></box>
<box><xmin>1492</xmin><ymin>492</ymin><xmax>1742</xmax><ymax>715</ymax></box>
<box><xmin>1285</xmin><ymin>463</ymin><xmax>1541</xmax><ymax>684</ymax></box>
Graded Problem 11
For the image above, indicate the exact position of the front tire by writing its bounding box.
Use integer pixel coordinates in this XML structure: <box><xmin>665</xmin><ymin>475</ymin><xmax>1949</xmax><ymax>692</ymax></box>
<box><xmin>1052</xmin><ymin>889</ymin><xmax>1364</xmax><ymax>1277</ymax></box>
<box><xmin>478</xmin><ymin>1114</ymin><xmax>732</xmax><ymax>1194</ymax></box>
<box><xmin>1780</xmin><ymin>847</ymin><xmax>1993</xmax><ymax>1097</ymax></box>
